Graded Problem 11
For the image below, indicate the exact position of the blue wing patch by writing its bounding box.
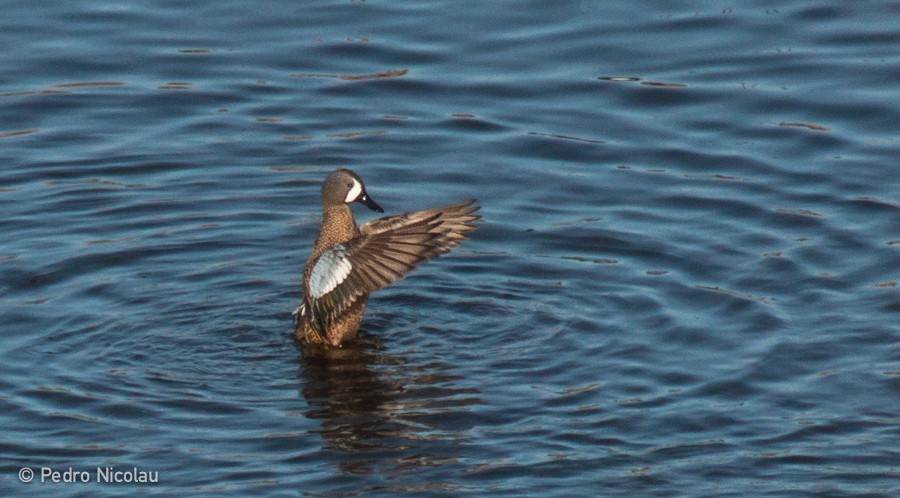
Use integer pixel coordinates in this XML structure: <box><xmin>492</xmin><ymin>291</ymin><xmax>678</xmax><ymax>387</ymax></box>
<box><xmin>308</xmin><ymin>244</ymin><xmax>353</xmax><ymax>299</ymax></box>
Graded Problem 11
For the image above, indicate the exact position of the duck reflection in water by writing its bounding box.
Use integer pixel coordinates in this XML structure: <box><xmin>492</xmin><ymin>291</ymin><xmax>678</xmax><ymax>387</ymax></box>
<box><xmin>297</xmin><ymin>328</ymin><xmax>481</xmax><ymax>477</ymax></box>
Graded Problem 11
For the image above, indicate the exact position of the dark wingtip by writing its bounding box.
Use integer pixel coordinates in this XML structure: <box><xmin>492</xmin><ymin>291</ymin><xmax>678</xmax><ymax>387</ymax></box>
<box><xmin>461</xmin><ymin>199</ymin><xmax>481</xmax><ymax>219</ymax></box>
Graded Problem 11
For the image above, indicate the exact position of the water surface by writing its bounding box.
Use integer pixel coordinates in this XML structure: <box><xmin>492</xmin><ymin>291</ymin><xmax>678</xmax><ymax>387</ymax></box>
<box><xmin>1</xmin><ymin>1</ymin><xmax>898</xmax><ymax>496</ymax></box>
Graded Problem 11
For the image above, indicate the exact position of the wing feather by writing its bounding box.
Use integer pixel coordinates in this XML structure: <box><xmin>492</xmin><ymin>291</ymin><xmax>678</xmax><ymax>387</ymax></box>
<box><xmin>303</xmin><ymin>199</ymin><xmax>480</xmax><ymax>332</ymax></box>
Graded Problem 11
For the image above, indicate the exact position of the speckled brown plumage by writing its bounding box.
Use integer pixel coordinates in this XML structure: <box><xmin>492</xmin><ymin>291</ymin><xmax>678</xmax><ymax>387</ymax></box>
<box><xmin>294</xmin><ymin>169</ymin><xmax>480</xmax><ymax>346</ymax></box>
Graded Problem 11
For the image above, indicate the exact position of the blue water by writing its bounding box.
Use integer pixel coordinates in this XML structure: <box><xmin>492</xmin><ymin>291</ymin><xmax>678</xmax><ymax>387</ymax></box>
<box><xmin>1</xmin><ymin>1</ymin><xmax>898</xmax><ymax>496</ymax></box>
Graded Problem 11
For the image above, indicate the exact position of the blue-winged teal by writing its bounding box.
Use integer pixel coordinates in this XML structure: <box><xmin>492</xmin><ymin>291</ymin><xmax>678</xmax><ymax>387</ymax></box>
<box><xmin>294</xmin><ymin>168</ymin><xmax>480</xmax><ymax>346</ymax></box>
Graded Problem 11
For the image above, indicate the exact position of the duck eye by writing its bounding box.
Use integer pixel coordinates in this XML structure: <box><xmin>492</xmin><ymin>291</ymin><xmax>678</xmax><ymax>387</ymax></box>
<box><xmin>347</xmin><ymin>182</ymin><xmax>354</xmax><ymax>188</ymax></box>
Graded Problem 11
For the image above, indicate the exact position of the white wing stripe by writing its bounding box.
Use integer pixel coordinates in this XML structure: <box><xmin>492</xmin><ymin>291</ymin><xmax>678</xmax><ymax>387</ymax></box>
<box><xmin>309</xmin><ymin>245</ymin><xmax>353</xmax><ymax>298</ymax></box>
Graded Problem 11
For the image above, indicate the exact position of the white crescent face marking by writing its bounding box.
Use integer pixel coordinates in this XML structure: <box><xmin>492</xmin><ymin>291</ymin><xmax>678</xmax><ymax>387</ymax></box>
<box><xmin>309</xmin><ymin>245</ymin><xmax>353</xmax><ymax>298</ymax></box>
<box><xmin>344</xmin><ymin>179</ymin><xmax>362</xmax><ymax>203</ymax></box>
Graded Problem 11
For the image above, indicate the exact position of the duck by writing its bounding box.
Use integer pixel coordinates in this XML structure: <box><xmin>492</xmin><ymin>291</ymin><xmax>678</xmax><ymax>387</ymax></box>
<box><xmin>294</xmin><ymin>168</ymin><xmax>480</xmax><ymax>346</ymax></box>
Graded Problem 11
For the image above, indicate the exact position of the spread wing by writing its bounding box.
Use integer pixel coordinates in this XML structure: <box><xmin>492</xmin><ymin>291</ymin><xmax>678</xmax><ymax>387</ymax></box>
<box><xmin>302</xmin><ymin>199</ymin><xmax>480</xmax><ymax>332</ymax></box>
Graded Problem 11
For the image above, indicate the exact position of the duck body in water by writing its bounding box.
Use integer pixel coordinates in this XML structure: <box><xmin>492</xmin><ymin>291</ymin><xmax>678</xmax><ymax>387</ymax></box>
<box><xmin>295</xmin><ymin>169</ymin><xmax>480</xmax><ymax>347</ymax></box>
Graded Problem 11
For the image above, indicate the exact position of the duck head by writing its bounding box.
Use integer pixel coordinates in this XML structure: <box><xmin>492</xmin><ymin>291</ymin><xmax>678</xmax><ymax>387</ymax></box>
<box><xmin>322</xmin><ymin>168</ymin><xmax>384</xmax><ymax>213</ymax></box>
